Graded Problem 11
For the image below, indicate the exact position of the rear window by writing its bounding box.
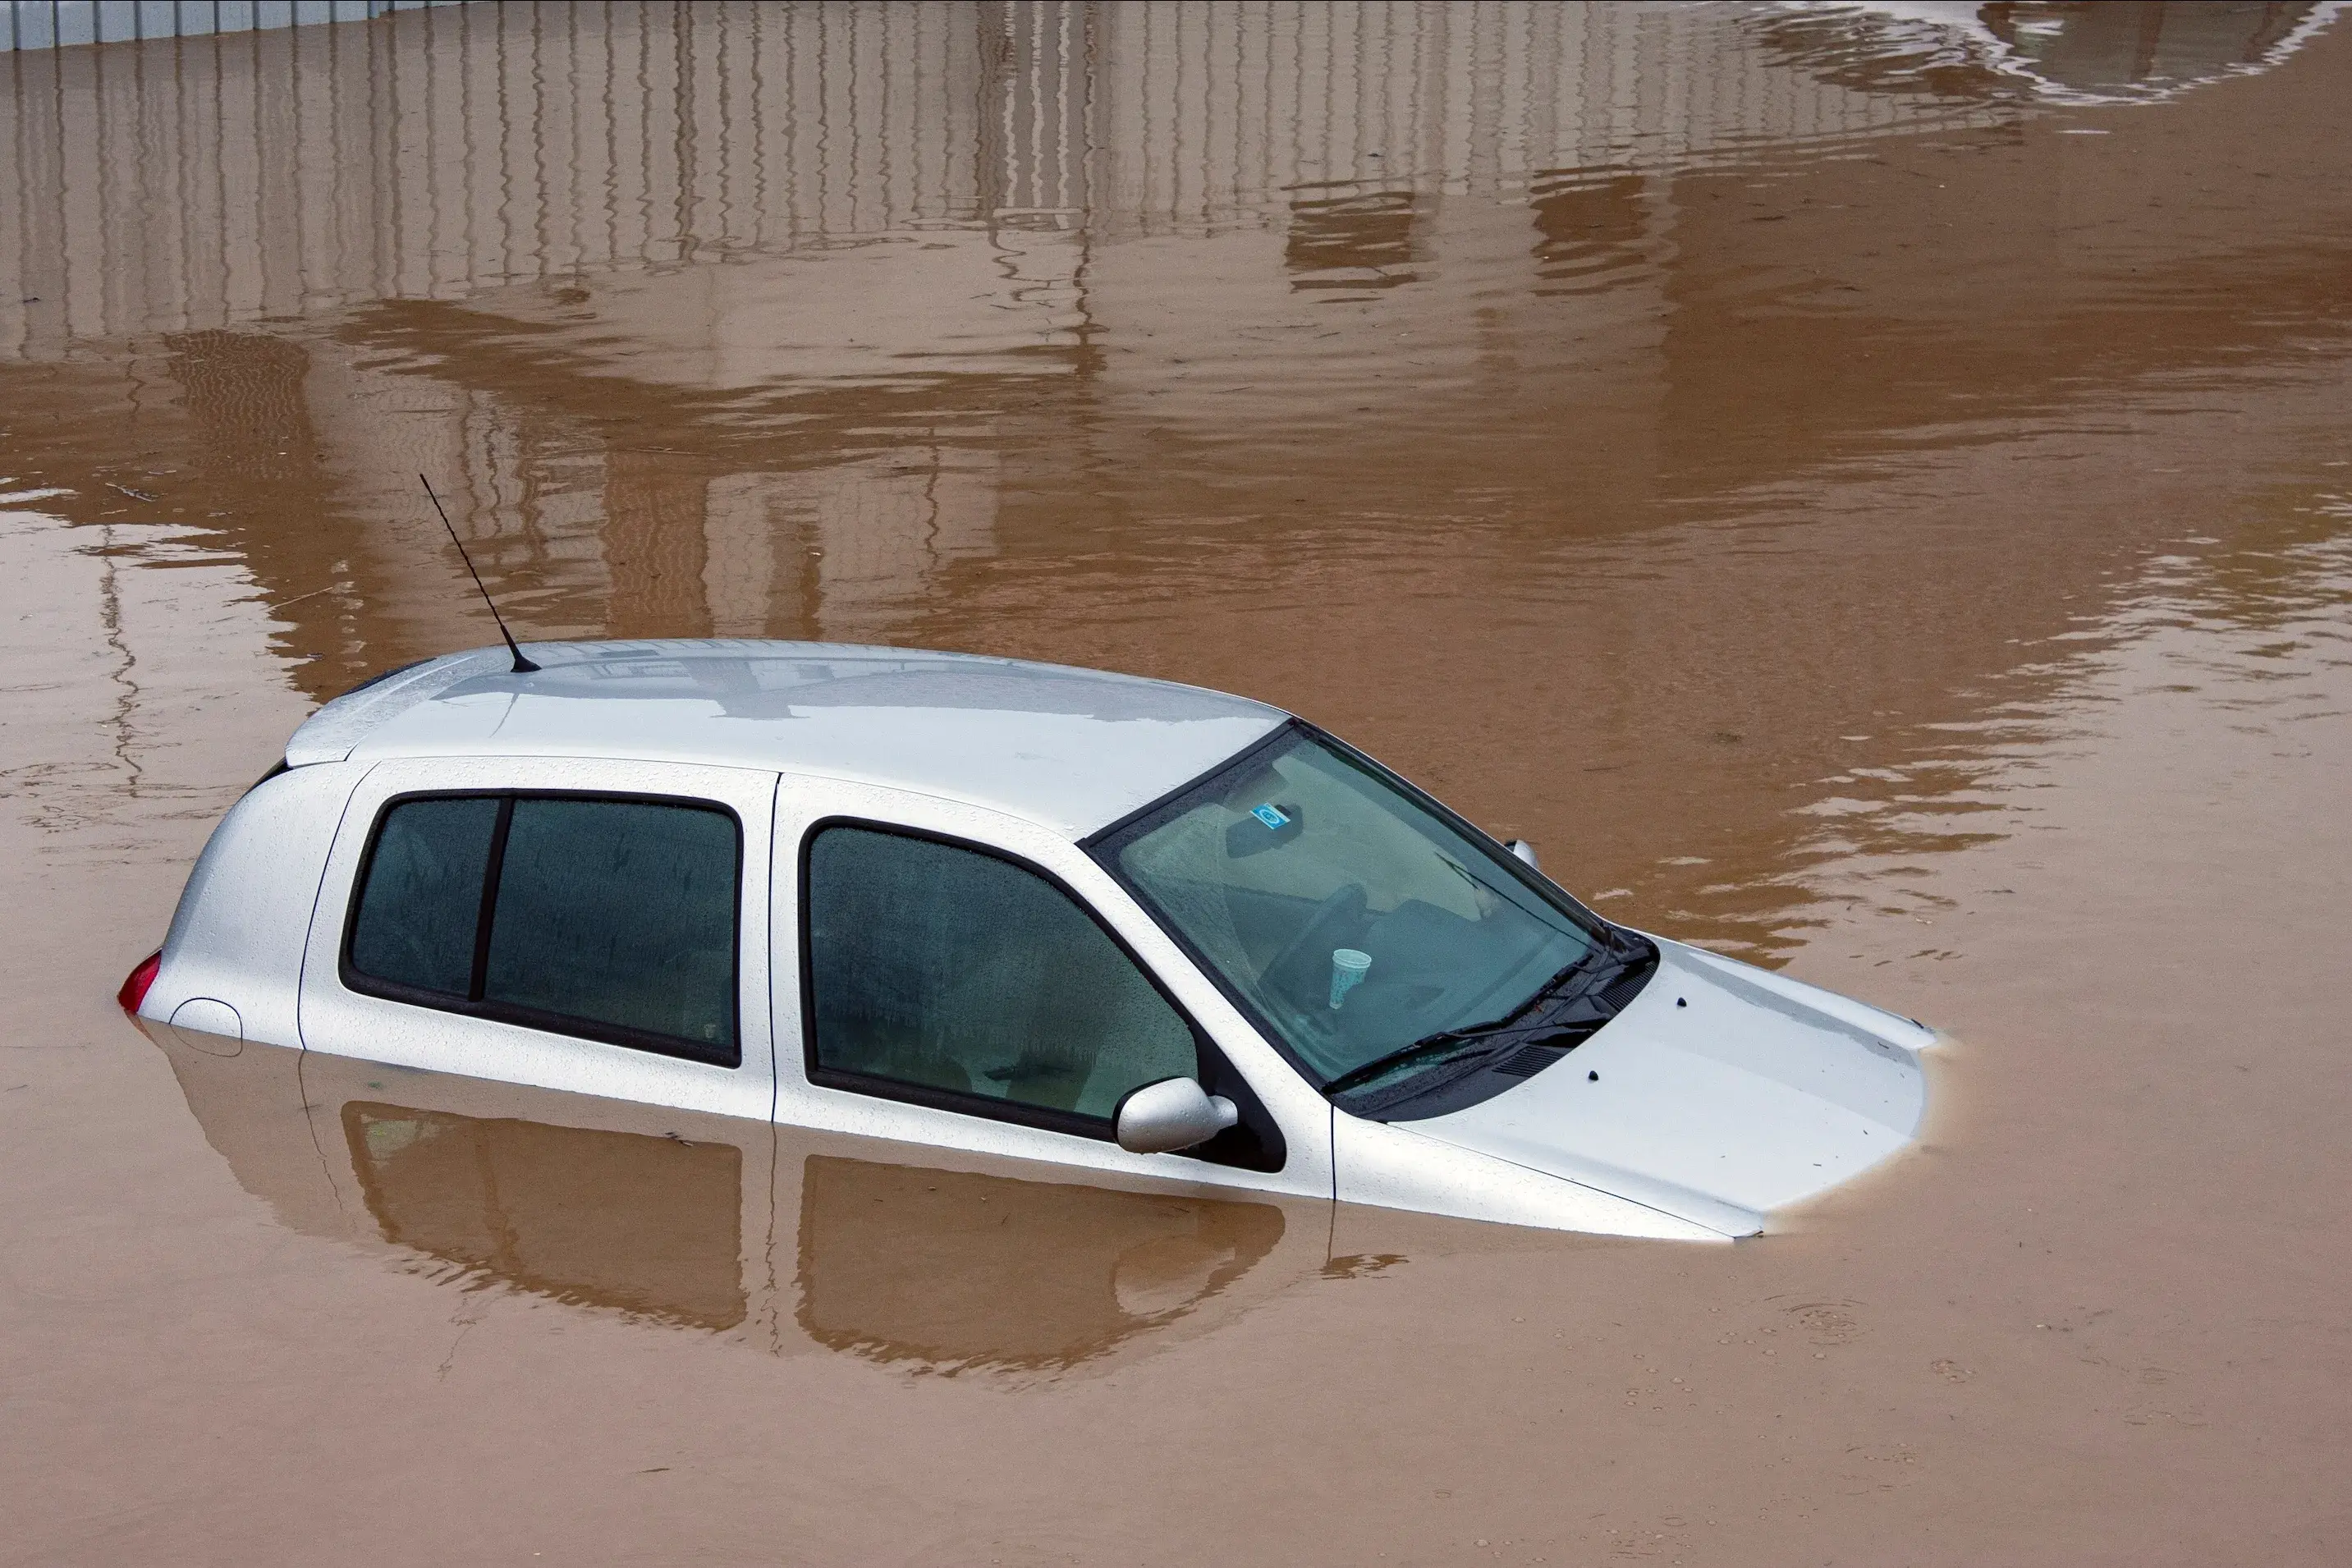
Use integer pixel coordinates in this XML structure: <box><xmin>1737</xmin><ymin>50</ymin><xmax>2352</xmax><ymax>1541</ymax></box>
<box><xmin>344</xmin><ymin>793</ymin><xmax>742</xmax><ymax>1066</ymax></box>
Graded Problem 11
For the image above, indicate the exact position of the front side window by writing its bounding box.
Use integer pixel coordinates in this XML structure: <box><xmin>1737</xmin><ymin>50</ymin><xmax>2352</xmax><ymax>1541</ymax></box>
<box><xmin>344</xmin><ymin>794</ymin><xmax>741</xmax><ymax>1066</ymax></box>
<box><xmin>1093</xmin><ymin>727</ymin><xmax>1607</xmax><ymax>1099</ymax></box>
<box><xmin>803</xmin><ymin>825</ymin><xmax>1198</xmax><ymax>1132</ymax></box>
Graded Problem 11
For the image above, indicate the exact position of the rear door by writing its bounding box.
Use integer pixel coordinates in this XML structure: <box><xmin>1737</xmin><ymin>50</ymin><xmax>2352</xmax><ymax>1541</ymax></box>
<box><xmin>299</xmin><ymin>754</ymin><xmax>778</xmax><ymax>1122</ymax></box>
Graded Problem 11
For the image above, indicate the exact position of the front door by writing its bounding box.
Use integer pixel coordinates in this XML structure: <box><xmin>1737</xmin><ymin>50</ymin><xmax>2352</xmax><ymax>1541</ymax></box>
<box><xmin>770</xmin><ymin>777</ymin><xmax>1332</xmax><ymax>1202</ymax></box>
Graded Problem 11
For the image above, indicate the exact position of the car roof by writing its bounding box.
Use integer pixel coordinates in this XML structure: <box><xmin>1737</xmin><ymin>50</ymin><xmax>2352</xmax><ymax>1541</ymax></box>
<box><xmin>284</xmin><ymin>640</ymin><xmax>1287</xmax><ymax>838</ymax></box>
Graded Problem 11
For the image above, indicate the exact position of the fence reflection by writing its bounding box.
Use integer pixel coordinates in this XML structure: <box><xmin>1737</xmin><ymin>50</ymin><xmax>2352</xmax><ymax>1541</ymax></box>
<box><xmin>2</xmin><ymin>0</ymin><xmax>2039</xmax><ymax>358</ymax></box>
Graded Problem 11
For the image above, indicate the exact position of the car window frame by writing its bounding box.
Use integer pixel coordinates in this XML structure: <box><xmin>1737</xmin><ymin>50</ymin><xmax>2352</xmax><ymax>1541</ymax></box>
<box><xmin>339</xmin><ymin>787</ymin><xmax>747</xmax><ymax>1070</ymax></box>
<box><xmin>797</xmin><ymin>815</ymin><xmax>1281</xmax><ymax>1160</ymax></box>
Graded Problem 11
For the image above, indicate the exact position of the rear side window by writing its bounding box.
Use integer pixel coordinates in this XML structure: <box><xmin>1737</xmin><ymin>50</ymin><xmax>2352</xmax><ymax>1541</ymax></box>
<box><xmin>345</xmin><ymin>794</ymin><xmax>742</xmax><ymax>1066</ymax></box>
<box><xmin>804</xmin><ymin>825</ymin><xmax>1198</xmax><ymax>1131</ymax></box>
<box><xmin>348</xmin><ymin>796</ymin><xmax>500</xmax><ymax>996</ymax></box>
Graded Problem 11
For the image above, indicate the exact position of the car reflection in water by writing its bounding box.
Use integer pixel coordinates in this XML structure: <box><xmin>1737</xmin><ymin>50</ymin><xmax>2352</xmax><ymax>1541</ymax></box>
<box><xmin>345</xmin><ymin>1103</ymin><xmax>751</xmax><ymax>1332</ymax></box>
<box><xmin>151</xmin><ymin>1028</ymin><xmax>1313</xmax><ymax>1378</ymax></box>
<box><xmin>796</xmin><ymin>1156</ymin><xmax>1286</xmax><ymax>1374</ymax></box>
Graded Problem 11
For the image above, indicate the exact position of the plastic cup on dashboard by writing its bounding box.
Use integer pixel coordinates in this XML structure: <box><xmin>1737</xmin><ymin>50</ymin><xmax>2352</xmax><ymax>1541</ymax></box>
<box><xmin>1329</xmin><ymin>948</ymin><xmax>1372</xmax><ymax>1010</ymax></box>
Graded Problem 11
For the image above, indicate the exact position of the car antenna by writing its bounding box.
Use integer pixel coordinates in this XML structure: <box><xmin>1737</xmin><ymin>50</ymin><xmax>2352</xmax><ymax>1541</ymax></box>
<box><xmin>420</xmin><ymin>474</ymin><xmax>539</xmax><ymax>673</ymax></box>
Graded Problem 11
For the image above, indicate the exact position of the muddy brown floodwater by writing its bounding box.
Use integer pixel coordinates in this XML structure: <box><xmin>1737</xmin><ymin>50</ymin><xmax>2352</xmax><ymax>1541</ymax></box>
<box><xmin>3</xmin><ymin>2</ymin><xmax>2350</xmax><ymax>1562</ymax></box>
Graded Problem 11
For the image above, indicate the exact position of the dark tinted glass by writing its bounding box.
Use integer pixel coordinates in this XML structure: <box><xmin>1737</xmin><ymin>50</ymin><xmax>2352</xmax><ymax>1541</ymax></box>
<box><xmin>806</xmin><ymin>827</ymin><xmax>1195</xmax><ymax>1121</ymax></box>
<box><xmin>348</xmin><ymin>796</ymin><xmax>500</xmax><ymax>996</ymax></box>
<box><xmin>482</xmin><ymin>798</ymin><xmax>740</xmax><ymax>1055</ymax></box>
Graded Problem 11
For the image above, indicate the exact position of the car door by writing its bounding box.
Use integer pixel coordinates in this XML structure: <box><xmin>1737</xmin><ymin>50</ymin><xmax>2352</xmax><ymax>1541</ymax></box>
<box><xmin>769</xmin><ymin>777</ymin><xmax>1333</xmax><ymax>1203</ymax></box>
<box><xmin>299</xmin><ymin>754</ymin><xmax>778</xmax><ymax>1122</ymax></box>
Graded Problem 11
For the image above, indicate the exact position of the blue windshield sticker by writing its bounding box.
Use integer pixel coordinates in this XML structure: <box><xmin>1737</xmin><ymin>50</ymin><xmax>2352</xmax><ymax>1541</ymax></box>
<box><xmin>1250</xmin><ymin>803</ymin><xmax>1291</xmax><ymax>830</ymax></box>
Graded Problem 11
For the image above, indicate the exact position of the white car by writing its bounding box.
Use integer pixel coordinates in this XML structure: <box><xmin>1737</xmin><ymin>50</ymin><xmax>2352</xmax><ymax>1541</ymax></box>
<box><xmin>122</xmin><ymin>640</ymin><xmax>1935</xmax><ymax>1242</ymax></box>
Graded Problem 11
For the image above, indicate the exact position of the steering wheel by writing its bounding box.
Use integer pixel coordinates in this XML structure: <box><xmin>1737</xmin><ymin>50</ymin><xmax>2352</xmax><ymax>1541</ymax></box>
<box><xmin>1261</xmin><ymin>883</ymin><xmax>1369</xmax><ymax>1012</ymax></box>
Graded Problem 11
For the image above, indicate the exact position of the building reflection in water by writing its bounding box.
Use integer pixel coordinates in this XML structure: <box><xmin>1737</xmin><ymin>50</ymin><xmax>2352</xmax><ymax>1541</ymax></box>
<box><xmin>4</xmin><ymin>0</ymin><xmax>2345</xmax><ymax>964</ymax></box>
<box><xmin>0</xmin><ymin>0</ymin><xmax>2038</xmax><ymax>350</ymax></box>
<box><xmin>153</xmin><ymin>1029</ymin><xmax>1317</xmax><ymax>1378</ymax></box>
<box><xmin>2</xmin><ymin>0</ymin><xmax>2055</xmax><ymax>660</ymax></box>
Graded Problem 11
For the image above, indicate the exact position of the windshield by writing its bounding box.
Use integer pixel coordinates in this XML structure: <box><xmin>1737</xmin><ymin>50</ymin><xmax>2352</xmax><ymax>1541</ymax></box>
<box><xmin>1093</xmin><ymin>727</ymin><xmax>1607</xmax><ymax>1093</ymax></box>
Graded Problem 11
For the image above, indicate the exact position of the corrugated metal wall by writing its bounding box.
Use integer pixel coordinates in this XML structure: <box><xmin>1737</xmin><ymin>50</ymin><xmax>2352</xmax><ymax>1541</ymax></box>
<box><xmin>2</xmin><ymin>1</ymin><xmax>455</xmax><ymax>51</ymax></box>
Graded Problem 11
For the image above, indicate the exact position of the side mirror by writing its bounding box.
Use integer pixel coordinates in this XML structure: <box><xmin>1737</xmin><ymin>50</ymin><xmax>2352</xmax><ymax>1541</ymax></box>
<box><xmin>1506</xmin><ymin>839</ymin><xmax>1538</xmax><ymax>869</ymax></box>
<box><xmin>1115</xmin><ymin>1077</ymin><xmax>1240</xmax><ymax>1155</ymax></box>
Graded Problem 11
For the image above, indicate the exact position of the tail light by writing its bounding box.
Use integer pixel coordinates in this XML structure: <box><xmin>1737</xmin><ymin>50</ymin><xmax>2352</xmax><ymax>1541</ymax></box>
<box><xmin>118</xmin><ymin>950</ymin><xmax>163</xmax><ymax>1015</ymax></box>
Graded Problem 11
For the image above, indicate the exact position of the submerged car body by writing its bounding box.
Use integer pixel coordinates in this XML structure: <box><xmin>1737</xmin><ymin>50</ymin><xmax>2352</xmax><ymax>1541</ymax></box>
<box><xmin>129</xmin><ymin>640</ymin><xmax>1936</xmax><ymax>1242</ymax></box>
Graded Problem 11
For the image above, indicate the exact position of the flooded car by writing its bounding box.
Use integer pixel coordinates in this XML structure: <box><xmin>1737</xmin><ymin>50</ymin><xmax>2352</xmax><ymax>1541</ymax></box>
<box><xmin>121</xmin><ymin>639</ymin><xmax>1936</xmax><ymax>1241</ymax></box>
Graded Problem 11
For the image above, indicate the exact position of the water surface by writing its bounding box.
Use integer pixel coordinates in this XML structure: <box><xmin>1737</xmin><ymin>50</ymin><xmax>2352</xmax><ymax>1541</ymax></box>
<box><xmin>3</xmin><ymin>4</ymin><xmax>2349</xmax><ymax>1562</ymax></box>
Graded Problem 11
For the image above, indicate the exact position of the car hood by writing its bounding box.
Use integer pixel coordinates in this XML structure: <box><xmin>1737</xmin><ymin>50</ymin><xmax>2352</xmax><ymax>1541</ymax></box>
<box><xmin>1408</xmin><ymin>938</ymin><xmax>1933</xmax><ymax>1238</ymax></box>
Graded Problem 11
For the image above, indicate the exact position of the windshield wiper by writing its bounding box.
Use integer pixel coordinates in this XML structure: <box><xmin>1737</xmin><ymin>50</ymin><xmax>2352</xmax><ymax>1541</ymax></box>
<box><xmin>1322</xmin><ymin>944</ymin><xmax>1622</xmax><ymax>1098</ymax></box>
<box><xmin>1322</xmin><ymin>1030</ymin><xmax>1512</xmax><ymax>1097</ymax></box>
